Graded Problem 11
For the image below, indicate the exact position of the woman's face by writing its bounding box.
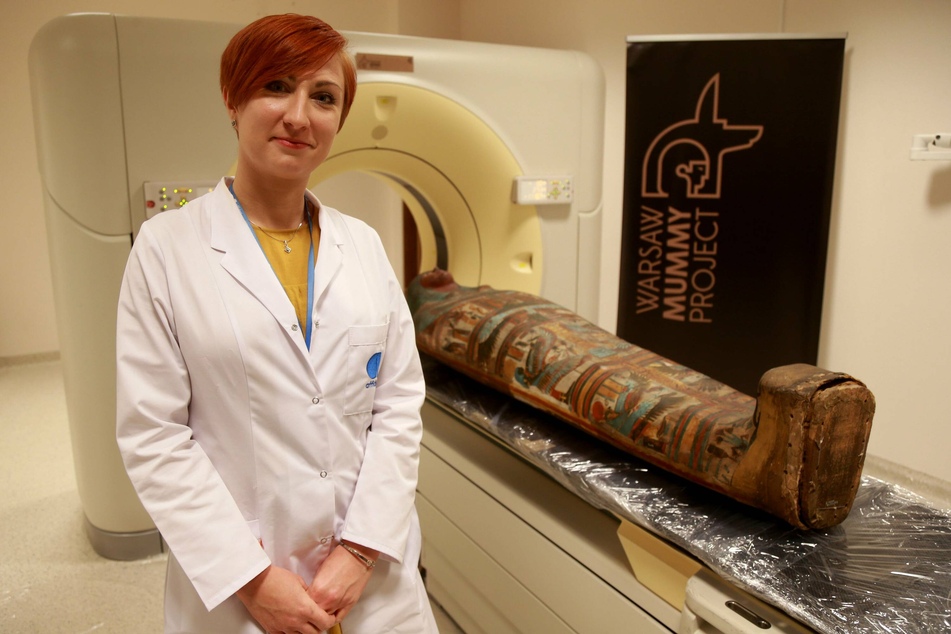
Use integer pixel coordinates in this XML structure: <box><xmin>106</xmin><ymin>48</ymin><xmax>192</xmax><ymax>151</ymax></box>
<box><xmin>229</xmin><ymin>56</ymin><xmax>345</xmax><ymax>187</ymax></box>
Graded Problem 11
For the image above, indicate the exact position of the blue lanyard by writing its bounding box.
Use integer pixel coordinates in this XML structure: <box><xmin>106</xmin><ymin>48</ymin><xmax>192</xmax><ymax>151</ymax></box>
<box><xmin>229</xmin><ymin>182</ymin><xmax>316</xmax><ymax>350</ymax></box>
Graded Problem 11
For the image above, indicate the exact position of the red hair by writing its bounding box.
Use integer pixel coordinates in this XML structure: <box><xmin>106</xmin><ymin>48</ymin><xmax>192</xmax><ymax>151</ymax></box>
<box><xmin>220</xmin><ymin>14</ymin><xmax>357</xmax><ymax>130</ymax></box>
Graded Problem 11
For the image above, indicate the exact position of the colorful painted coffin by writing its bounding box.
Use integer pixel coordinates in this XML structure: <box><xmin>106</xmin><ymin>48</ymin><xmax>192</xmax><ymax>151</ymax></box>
<box><xmin>408</xmin><ymin>269</ymin><xmax>875</xmax><ymax>530</ymax></box>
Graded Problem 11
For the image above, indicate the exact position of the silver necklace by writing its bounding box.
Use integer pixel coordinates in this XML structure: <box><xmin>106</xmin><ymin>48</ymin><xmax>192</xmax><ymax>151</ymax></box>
<box><xmin>252</xmin><ymin>213</ymin><xmax>306</xmax><ymax>254</ymax></box>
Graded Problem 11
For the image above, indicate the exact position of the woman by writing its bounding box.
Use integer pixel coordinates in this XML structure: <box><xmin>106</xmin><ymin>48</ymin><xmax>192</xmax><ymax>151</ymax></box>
<box><xmin>116</xmin><ymin>14</ymin><xmax>438</xmax><ymax>633</ymax></box>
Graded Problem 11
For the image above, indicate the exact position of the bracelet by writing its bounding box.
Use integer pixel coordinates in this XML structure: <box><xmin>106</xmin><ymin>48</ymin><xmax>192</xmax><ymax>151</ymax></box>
<box><xmin>340</xmin><ymin>543</ymin><xmax>376</xmax><ymax>570</ymax></box>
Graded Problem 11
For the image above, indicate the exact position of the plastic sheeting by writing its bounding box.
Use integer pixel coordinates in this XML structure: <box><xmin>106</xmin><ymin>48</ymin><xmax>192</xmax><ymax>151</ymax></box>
<box><xmin>422</xmin><ymin>355</ymin><xmax>951</xmax><ymax>634</ymax></box>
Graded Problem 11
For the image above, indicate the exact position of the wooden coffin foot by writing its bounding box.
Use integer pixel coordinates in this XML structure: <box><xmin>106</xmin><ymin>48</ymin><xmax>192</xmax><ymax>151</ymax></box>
<box><xmin>736</xmin><ymin>365</ymin><xmax>875</xmax><ymax>529</ymax></box>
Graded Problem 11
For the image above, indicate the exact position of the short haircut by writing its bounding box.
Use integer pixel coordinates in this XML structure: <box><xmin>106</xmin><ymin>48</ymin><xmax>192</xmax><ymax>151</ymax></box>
<box><xmin>220</xmin><ymin>14</ymin><xmax>357</xmax><ymax>130</ymax></box>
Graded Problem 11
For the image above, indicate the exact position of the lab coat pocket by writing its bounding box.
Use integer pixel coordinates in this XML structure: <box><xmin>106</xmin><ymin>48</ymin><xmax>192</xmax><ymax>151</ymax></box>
<box><xmin>344</xmin><ymin>323</ymin><xmax>388</xmax><ymax>415</ymax></box>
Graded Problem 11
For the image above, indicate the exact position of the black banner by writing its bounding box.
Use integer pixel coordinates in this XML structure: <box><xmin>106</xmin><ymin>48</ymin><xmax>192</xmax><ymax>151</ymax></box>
<box><xmin>618</xmin><ymin>35</ymin><xmax>845</xmax><ymax>395</ymax></box>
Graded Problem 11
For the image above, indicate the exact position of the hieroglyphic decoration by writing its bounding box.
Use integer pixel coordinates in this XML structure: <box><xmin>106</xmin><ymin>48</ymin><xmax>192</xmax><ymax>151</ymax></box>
<box><xmin>408</xmin><ymin>270</ymin><xmax>875</xmax><ymax>529</ymax></box>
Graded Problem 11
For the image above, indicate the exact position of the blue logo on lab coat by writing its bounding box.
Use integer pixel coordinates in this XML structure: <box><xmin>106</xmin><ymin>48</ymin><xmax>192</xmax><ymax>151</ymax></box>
<box><xmin>366</xmin><ymin>352</ymin><xmax>382</xmax><ymax>380</ymax></box>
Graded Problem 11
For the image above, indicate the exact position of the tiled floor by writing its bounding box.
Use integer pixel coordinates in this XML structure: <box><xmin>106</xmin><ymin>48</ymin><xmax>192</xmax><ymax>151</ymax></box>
<box><xmin>0</xmin><ymin>359</ymin><xmax>463</xmax><ymax>633</ymax></box>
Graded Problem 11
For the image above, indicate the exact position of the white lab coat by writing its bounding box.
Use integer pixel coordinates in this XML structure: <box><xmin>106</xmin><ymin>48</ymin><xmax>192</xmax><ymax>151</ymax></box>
<box><xmin>116</xmin><ymin>178</ymin><xmax>437</xmax><ymax>633</ymax></box>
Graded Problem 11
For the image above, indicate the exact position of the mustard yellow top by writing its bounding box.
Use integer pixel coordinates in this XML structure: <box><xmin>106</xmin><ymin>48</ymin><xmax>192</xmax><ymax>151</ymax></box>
<box><xmin>253</xmin><ymin>219</ymin><xmax>321</xmax><ymax>330</ymax></box>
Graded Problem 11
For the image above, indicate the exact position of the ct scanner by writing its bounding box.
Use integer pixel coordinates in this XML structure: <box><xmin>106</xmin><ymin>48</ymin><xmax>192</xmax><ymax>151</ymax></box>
<box><xmin>29</xmin><ymin>11</ymin><xmax>602</xmax><ymax>554</ymax></box>
<box><xmin>30</xmin><ymin>12</ymin><xmax>846</xmax><ymax>634</ymax></box>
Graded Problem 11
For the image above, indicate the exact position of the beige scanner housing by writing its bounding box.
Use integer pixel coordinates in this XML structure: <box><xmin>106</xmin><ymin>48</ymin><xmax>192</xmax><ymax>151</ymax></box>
<box><xmin>29</xmin><ymin>14</ymin><xmax>604</xmax><ymax>559</ymax></box>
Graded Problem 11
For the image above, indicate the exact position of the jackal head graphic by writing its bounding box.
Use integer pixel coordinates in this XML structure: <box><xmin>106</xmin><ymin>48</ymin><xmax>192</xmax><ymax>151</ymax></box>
<box><xmin>641</xmin><ymin>74</ymin><xmax>763</xmax><ymax>200</ymax></box>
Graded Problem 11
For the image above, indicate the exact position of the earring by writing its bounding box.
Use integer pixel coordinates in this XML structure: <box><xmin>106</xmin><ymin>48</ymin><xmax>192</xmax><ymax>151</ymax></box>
<box><xmin>230</xmin><ymin>120</ymin><xmax>237</xmax><ymax>127</ymax></box>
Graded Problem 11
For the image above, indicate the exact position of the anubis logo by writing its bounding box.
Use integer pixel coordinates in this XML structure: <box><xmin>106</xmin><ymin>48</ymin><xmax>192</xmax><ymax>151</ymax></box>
<box><xmin>641</xmin><ymin>74</ymin><xmax>763</xmax><ymax>200</ymax></box>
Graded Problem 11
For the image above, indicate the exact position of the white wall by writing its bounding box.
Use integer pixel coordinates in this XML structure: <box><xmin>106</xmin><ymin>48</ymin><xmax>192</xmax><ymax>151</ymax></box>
<box><xmin>457</xmin><ymin>0</ymin><xmax>951</xmax><ymax>486</ymax></box>
<box><xmin>787</xmin><ymin>0</ymin><xmax>951</xmax><ymax>490</ymax></box>
<box><xmin>7</xmin><ymin>0</ymin><xmax>950</xmax><ymax>483</ymax></box>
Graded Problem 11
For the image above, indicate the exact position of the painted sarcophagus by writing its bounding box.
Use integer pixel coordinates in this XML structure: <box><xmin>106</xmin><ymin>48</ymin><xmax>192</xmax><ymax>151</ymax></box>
<box><xmin>407</xmin><ymin>269</ymin><xmax>875</xmax><ymax>530</ymax></box>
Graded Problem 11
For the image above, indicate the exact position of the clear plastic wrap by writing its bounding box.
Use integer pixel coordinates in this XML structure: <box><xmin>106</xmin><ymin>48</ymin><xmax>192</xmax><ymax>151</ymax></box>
<box><xmin>422</xmin><ymin>356</ymin><xmax>951</xmax><ymax>634</ymax></box>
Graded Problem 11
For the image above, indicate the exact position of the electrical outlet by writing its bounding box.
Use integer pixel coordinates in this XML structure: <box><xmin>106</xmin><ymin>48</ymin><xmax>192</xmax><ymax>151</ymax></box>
<box><xmin>910</xmin><ymin>133</ymin><xmax>951</xmax><ymax>160</ymax></box>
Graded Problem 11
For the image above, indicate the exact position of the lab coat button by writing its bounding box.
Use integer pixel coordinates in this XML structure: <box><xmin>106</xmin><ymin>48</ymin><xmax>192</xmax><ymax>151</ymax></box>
<box><xmin>312</xmin><ymin>397</ymin><xmax>320</xmax><ymax>405</ymax></box>
<box><xmin>320</xmin><ymin>471</ymin><xmax>328</xmax><ymax>478</ymax></box>
<box><xmin>291</xmin><ymin>324</ymin><xmax>299</xmax><ymax>332</ymax></box>
<box><xmin>320</xmin><ymin>536</ymin><xmax>330</xmax><ymax>544</ymax></box>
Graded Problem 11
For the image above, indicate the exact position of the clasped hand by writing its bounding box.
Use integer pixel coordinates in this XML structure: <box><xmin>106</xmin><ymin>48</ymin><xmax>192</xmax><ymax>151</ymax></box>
<box><xmin>236</xmin><ymin>544</ymin><xmax>374</xmax><ymax>633</ymax></box>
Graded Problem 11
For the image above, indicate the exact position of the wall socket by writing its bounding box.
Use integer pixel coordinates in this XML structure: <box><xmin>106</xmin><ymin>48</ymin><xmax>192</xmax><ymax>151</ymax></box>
<box><xmin>910</xmin><ymin>133</ymin><xmax>951</xmax><ymax>160</ymax></box>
